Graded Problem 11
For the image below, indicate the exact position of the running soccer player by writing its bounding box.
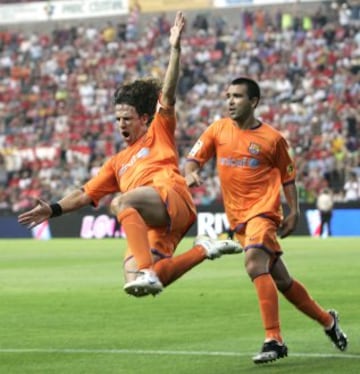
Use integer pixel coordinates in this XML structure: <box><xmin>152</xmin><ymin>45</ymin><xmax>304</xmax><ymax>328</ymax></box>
<box><xmin>185</xmin><ymin>77</ymin><xmax>348</xmax><ymax>363</ymax></box>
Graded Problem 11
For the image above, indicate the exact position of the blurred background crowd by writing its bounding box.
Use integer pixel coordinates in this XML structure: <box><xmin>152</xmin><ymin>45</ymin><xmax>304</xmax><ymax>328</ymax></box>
<box><xmin>0</xmin><ymin>0</ymin><xmax>359</xmax><ymax>213</ymax></box>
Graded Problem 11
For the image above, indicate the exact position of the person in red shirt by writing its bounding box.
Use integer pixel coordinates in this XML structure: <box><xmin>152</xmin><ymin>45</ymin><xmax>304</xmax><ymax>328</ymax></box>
<box><xmin>18</xmin><ymin>12</ymin><xmax>241</xmax><ymax>298</ymax></box>
<box><xmin>185</xmin><ymin>77</ymin><xmax>347</xmax><ymax>364</ymax></box>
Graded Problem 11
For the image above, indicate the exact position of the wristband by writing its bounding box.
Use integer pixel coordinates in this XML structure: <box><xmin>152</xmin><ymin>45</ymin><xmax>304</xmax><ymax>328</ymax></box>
<box><xmin>50</xmin><ymin>203</ymin><xmax>63</xmax><ymax>218</ymax></box>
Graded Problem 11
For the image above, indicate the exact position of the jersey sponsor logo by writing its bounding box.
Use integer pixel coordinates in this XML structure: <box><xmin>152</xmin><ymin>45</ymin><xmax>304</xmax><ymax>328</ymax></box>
<box><xmin>118</xmin><ymin>147</ymin><xmax>150</xmax><ymax>176</ymax></box>
<box><xmin>248</xmin><ymin>142</ymin><xmax>261</xmax><ymax>155</ymax></box>
<box><xmin>188</xmin><ymin>139</ymin><xmax>203</xmax><ymax>157</ymax></box>
<box><xmin>220</xmin><ymin>157</ymin><xmax>259</xmax><ymax>168</ymax></box>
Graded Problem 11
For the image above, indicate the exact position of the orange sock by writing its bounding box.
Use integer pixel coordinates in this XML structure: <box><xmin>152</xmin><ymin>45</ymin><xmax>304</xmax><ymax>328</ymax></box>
<box><xmin>282</xmin><ymin>279</ymin><xmax>333</xmax><ymax>327</ymax></box>
<box><xmin>153</xmin><ymin>245</ymin><xmax>206</xmax><ymax>287</ymax></box>
<box><xmin>117</xmin><ymin>208</ymin><xmax>153</xmax><ymax>270</ymax></box>
<box><xmin>253</xmin><ymin>273</ymin><xmax>282</xmax><ymax>343</ymax></box>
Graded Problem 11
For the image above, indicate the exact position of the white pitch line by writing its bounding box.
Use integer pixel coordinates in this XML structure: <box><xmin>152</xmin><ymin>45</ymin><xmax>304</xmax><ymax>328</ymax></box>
<box><xmin>0</xmin><ymin>348</ymin><xmax>359</xmax><ymax>359</ymax></box>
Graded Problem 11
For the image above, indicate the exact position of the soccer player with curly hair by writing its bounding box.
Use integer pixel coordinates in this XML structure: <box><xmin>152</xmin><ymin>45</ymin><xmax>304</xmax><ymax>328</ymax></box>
<box><xmin>18</xmin><ymin>12</ymin><xmax>242</xmax><ymax>297</ymax></box>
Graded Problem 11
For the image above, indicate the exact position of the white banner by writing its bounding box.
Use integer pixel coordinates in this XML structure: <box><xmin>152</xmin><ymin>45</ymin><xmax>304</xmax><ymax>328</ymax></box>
<box><xmin>213</xmin><ymin>0</ymin><xmax>330</xmax><ymax>7</ymax></box>
<box><xmin>0</xmin><ymin>0</ymin><xmax>129</xmax><ymax>24</ymax></box>
<box><xmin>212</xmin><ymin>0</ymin><xmax>253</xmax><ymax>7</ymax></box>
<box><xmin>252</xmin><ymin>0</ymin><xmax>324</xmax><ymax>3</ymax></box>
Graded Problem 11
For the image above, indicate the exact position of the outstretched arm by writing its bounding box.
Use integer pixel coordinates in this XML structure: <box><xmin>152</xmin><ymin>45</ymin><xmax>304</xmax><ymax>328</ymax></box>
<box><xmin>18</xmin><ymin>189</ymin><xmax>92</xmax><ymax>229</ymax></box>
<box><xmin>161</xmin><ymin>11</ymin><xmax>185</xmax><ymax>108</ymax></box>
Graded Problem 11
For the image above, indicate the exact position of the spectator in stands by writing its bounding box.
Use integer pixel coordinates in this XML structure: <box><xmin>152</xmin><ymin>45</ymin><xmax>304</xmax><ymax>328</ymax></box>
<box><xmin>0</xmin><ymin>187</ymin><xmax>10</xmax><ymax>211</ymax></box>
<box><xmin>0</xmin><ymin>3</ymin><xmax>359</xmax><ymax>211</ymax></box>
<box><xmin>316</xmin><ymin>187</ymin><xmax>334</xmax><ymax>237</ymax></box>
<box><xmin>343</xmin><ymin>171</ymin><xmax>360</xmax><ymax>201</ymax></box>
<box><xmin>0</xmin><ymin>155</ymin><xmax>7</xmax><ymax>187</ymax></box>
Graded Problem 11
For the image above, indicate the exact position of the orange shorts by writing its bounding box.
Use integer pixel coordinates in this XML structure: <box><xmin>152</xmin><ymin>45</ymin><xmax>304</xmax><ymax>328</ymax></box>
<box><xmin>125</xmin><ymin>183</ymin><xmax>196</xmax><ymax>259</ymax></box>
<box><xmin>234</xmin><ymin>216</ymin><xmax>282</xmax><ymax>257</ymax></box>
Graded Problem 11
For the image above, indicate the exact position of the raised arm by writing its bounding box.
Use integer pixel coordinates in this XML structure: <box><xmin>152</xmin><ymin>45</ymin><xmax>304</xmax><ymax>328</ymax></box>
<box><xmin>161</xmin><ymin>11</ymin><xmax>185</xmax><ymax>108</ymax></box>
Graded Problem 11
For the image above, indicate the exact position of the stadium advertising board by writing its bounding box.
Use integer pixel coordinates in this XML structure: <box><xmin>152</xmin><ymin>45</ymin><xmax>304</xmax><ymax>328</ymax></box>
<box><xmin>135</xmin><ymin>0</ymin><xmax>211</xmax><ymax>12</ymax></box>
<box><xmin>0</xmin><ymin>0</ymin><xmax>128</xmax><ymax>24</ymax></box>
<box><xmin>3</xmin><ymin>203</ymin><xmax>360</xmax><ymax>239</ymax></box>
<box><xmin>212</xmin><ymin>0</ymin><xmax>253</xmax><ymax>7</ymax></box>
<box><xmin>213</xmin><ymin>0</ymin><xmax>326</xmax><ymax>7</ymax></box>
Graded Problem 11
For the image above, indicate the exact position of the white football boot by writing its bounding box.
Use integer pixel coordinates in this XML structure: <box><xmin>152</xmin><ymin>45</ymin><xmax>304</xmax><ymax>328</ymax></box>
<box><xmin>124</xmin><ymin>269</ymin><xmax>163</xmax><ymax>297</ymax></box>
<box><xmin>194</xmin><ymin>235</ymin><xmax>243</xmax><ymax>260</ymax></box>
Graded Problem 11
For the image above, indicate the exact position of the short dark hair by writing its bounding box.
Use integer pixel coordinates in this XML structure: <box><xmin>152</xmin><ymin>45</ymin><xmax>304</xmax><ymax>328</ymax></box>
<box><xmin>230</xmin><ymin>77</ymin><xmax>261</xmax><ymax>107</ymax></box>
<box><xmin>114</xmin><ymin>78</ymin><xmax>162</xmax><ymax>122</ymax></box>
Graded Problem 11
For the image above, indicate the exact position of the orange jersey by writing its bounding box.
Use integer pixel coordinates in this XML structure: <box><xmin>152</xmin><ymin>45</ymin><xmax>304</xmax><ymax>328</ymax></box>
<box><xmin>84</xmin><ymin>106</ymin><xmax>191</xmax><ymax>206</ymax></box>
<box><xmin>187</xmin><ymin>119</ymin><xmax>296</xmax><ymax>229</ymax></box>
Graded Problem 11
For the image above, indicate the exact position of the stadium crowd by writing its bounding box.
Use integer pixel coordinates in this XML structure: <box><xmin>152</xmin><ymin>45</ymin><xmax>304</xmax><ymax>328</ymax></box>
<box><xmin>0</xmin><ymin>1</ymin><xmax>359</xmax><ymax>213</ymax></box>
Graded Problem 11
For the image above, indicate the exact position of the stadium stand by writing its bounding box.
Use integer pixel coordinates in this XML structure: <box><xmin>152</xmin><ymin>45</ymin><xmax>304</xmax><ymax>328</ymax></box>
<box><xmin>0</xmin><ymin>0</ymin><xmax>47</xmax><ymax>3</ymax></box>
<box><xmin>0</xmin><ymin>1</ymin><xmax>359</xmax><ymax>213</ymax></box>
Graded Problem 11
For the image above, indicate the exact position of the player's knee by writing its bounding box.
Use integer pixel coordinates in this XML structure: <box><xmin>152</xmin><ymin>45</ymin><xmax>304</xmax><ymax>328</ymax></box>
<box><xmin>245</xmin><ymin>247</ymin><xmax>271</xmax><ymax>279</ymax></box>
<box><xmin>110</xmin><ymin>193</ymin><xmax>137</xmax><ymax>215</ymax></box>
<box><xmin>109</xmin><ymin>195</ymin><xmax>123</xmax><ymax>215</ymax></box>
<box><xmin>275</xmin><ymin>278</ymin><xmax>293</xmax><ymax>293</ymax></box>
<box><xmin>245</xmin><ymin>260</ymin><xmax>267</xmax><ymax>280</ymax></box>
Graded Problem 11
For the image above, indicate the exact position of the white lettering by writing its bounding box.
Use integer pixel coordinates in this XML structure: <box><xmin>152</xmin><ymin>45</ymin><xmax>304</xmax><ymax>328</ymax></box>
<box><xmin>80</xmin><ymin>216</ymin><xmax>95</xmax><ymax>239</ymax></box>
<box><xmin>197</xmin><ymin>212</ymin><xmax>229</xmax><ymax>238</ymax></box>
<box><xmin>80</xmin><ymin>215</ymin><xmax>117</xmax><ymax>239</ymax></box>
<box><xmin>93</xmin><ymin>215</ymin><xmax>110</xmax><ymax>239</ymax></box>
<box><xmin>215</xmin><ymin>213</ymin><xmax>230</xmax><ymax>234</ymax></box>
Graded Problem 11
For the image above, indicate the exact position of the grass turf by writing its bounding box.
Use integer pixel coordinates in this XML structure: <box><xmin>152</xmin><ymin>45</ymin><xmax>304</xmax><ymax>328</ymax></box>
<box><xmin>0</xmin><ymin>237</ymin><xmax>359</xmax><ymax>373</ymax></box>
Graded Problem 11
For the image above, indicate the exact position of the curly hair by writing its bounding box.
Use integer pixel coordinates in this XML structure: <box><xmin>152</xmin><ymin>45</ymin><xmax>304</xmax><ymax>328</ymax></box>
<box><xmin>114</xmin><ymin>78</ymin><xmax>162</xmax><ymax>124</ymax></box>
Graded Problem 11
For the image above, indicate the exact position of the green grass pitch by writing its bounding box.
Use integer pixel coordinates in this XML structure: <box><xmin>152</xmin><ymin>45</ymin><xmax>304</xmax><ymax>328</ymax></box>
<box><xmin>0</xmin><ymin>237</ymin><xmax>359</xmax><ymax>373</ymax></box>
